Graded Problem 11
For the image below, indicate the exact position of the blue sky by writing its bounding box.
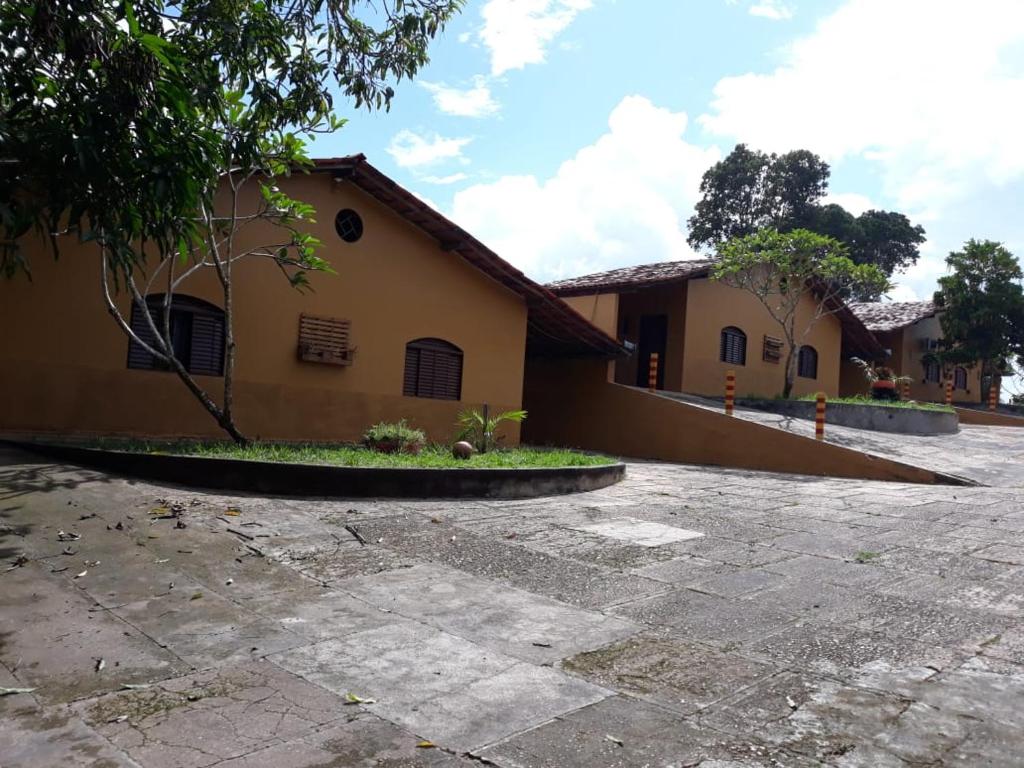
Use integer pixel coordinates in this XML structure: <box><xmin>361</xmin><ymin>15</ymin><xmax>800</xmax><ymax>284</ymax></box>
<box><xmin>314</xmin><ymin>0</ymin><xmax>1024</xmax><ymax>301</ymax></box>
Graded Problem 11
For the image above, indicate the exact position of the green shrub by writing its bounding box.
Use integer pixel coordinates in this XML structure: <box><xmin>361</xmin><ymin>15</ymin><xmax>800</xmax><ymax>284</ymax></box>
<box><xmin>362</xmin><ymin>420</ymin><xmax>426</xmax><ymax>454</ymax></box>
<box><xmin>457</xmin><ymin>408</ymin><xmax>527</xmax><ymax>453</ymax></box>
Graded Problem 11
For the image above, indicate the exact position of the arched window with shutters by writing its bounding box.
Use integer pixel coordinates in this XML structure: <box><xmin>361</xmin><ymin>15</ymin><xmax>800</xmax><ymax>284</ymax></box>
<box><xmin>954</xmin><ymin>366</ymin><xmax>968</xmax><ymax>390</ymax></box>
<box><xmin>127</xmin><ymin>294</ymin><xmax>225</xmax><ymax>376</ymax></box>
<box><xmin>797</xmin><ymin>345</ymin><xmax>818</xmax><ymax>379</ymax></box>
<box><xmin>719</xmin><ymin>326</ymin><xmax>746</xmax><ymax>366</ymax></box>
<box><xmin>403</xmin><ymin>338</ymin><xmax>463</xmax><ymax>400</ymax></box>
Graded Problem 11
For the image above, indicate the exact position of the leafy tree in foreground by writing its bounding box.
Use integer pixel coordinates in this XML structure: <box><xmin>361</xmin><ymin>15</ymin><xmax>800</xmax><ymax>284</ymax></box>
<box><xmin>713</xmin><ymin>229</ymin><xmax>890</xmax><ymax>398</ymax></box>
<box><xmin>689</xmin><ymin>145</ymin><xmax>924</xmax><ymax>299</ymax></box>
<box><xmin>932</xmin><ymin>239</ymin><xmax>1024</xmax><ymax>399</ymax></box>
<box><xmin>1</xmin><ymin>0</ymin><xmax>462</xmax><ymax>443</ymax></box>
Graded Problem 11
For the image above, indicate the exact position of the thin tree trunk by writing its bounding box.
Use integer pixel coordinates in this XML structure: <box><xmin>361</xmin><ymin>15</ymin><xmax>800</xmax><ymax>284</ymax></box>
<box><xmin>782</xmin><ymin>341</ymin><xmax>797</xmax><ymax>399</ymax></box>
<box><xmin>101</xmin><ymin>248</ymin><xmax>249</xmax><ymax>446</ymax></box>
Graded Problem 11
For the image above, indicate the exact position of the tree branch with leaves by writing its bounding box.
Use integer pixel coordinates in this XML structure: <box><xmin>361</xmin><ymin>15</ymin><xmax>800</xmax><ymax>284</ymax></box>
<box><xmin>2</xmin><ymin>0</ymin><xmax>463</xmax><ymax>443</ymax></box>
<box><xmin>932</xmin><ymin>239</ymin><xmax>1024</xmax><ymax>402</ymax></box>
<box><xmin>713</xmin><ymin>229</ymin><xmax>890</xmax><ymax>398</ymax></box>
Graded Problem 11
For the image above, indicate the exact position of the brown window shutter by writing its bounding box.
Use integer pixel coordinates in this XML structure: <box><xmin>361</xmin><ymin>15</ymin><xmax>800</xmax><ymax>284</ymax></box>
<box><xmin>298</xmin><ymin>314</ymin><xmax>353</xmax><ymax>365</ymax></box>
<box><xmin>403</xmin><ymin>339</ymin><xmax>463</xmax><ymax>400</ymax></box>
<box><xmin>798</xmin><ymin>345</ymin><xmax>818</xmax><ymax>379</ymax></box>
<box><xmin>127</xmin><ymin>301</ymin><xmax>161</xmax><ymax>370</ymax></box>
<box><xmin>720</xmin><ymin>327</ymin><xmax>746</xmax><ymax>366</ymax></box>
<box><xmin>190</xmin><ymin>314</ymin><xmax>225</xmax><ymax>376</ymax></box>
<box><xmin>126</xmin><ymin>294</ymin><xmax>225</xmax><ymax>377</ymax></box>
<box><xmin>762</xmin><ymin>336</ymin><xmax>783</xmax><ymax>364</ymax></box>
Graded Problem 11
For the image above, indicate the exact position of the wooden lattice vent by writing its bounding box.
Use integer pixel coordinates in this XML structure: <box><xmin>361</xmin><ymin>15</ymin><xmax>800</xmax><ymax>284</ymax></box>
<box><xmin>763</xmin><ymin>335</ymin><xmax>783</xmax><ymax>364</ymax></box>
<box><xmin>297</xmin><ymin>314</ymin><xmax>354</xmax><ymax>366</ymax></box>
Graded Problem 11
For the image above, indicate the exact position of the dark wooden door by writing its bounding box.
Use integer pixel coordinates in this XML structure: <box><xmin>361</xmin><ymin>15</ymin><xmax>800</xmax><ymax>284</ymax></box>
<box><xmin>636</xmin><ymin>314</ymin><xmax>668</xmax><ymax>389</ymax></box>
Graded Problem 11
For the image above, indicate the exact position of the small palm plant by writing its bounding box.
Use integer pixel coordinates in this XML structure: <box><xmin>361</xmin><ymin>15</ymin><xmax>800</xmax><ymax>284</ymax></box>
<box><xmin>457</xmin><ymin>408</ymin><xmax>527</xmax><ymax>453</ymax></box>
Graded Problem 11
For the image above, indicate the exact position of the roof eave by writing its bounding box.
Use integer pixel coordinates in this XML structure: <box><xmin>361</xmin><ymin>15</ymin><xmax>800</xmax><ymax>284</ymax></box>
<box><xmin>311</xmin><ymin>156</ymin><xmax>625</xmax><ymax>359</ymax></box>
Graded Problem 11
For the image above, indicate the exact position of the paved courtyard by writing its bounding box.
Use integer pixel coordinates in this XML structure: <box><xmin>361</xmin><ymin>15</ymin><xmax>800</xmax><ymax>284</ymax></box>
<box><xmin>2</xmin><ymin>442</ymin><xmax>1024</xmax><ymax>766</ymax></box>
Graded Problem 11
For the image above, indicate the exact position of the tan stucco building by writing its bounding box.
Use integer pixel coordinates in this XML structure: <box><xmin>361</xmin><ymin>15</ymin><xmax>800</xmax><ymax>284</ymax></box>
<box><xmin>0</xmin><ymin>156</ymin><xmax>620</xmax><ymax>444</ymax></box>
<box><xmin>841</xmin><ymin>300</ymin><xmax>987</xmax><ymax>404</ymax></box>
<box><xmin>548</xmin><ymin>260</ymin><xmax>882</xmax><ymax>400</ymax></box>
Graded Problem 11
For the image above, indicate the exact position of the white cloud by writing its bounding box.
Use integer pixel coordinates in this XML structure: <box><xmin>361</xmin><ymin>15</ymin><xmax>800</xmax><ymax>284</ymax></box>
<box><xmin>386</xmin><ymin>130</ymin><xmax>472</xmax><ymax>169</ymax></box>
<box><xmin>749</xmin><ymin>0</ymin><xmax>794</xmax><ymax>20</ymax></box>
<box><xmin>700</xmin><ymin>0</ymin><xmax>1024</xmax><ymax>213</ymax></box>
<box><xmin>420</xmin><ymin>173</ymin><xmax>471</xmax><ymax>185</ymax></box>
<box><xmin>419</xmin><ymin>77</ymin><xmax>500</xmax><ymax>118</ymax></box>
<box><xmin>823</xmin><ymin>192</ymin><xmax>874</xmax><ymax>217</ymax></box>
<box><xmin>884</xmin><ymin>242</ymin><xmax>947</xmax><ymax>301</ymax></box>
<box><xmin>450</xmin><ymin>96</ymin><xmax>720</xmax><ymax>281</ymax></box>
<box><xmin>478</xmin><ymin>0</ymin><xmax>593</xmax><ymax>76</ymax></box>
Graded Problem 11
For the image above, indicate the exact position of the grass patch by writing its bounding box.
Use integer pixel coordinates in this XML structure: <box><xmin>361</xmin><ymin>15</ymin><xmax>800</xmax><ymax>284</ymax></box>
<box><xmin>69</xmin><ymin>438</ymin><xmax>615</xmax><ymax>469</ymax></box>
<box><xmin>792</xmin><ymin>394</ymin><xmax>954</xmax><ymax>413</ymax></box>
<box><xmin>853</xmin><ymin>550</ymin><xmax>881</xmax><ymax>564</ymax></box>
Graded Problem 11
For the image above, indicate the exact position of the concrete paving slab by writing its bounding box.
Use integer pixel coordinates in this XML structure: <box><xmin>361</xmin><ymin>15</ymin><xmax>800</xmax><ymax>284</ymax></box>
<box><xmin>270</xmin><ymin>622</ymin><xmax>609</xmax><ymax>751</ymax></box>
<box><xmin>611</xmin><ymin>588</ymin><xmax>797</xmax><ymax>647</ymax></box>
<box><xmin>269</xmin><ymin>621</ymin><xmax>517</xmax><ymax>711</ymax></box>
<box><xmin>110</xmin><ymin>584</ymin><xmax>307</xmax><ymax>668</ymax></box>
<box><xmin>563</xmin><ymin>632</ymin><xmax>775</xmax><ymax>715</ymax></box>
<box><xmin>243</xmin><ymin>586</ymin><xmax>394</xmax><ymax>641</ymax></box>
<box><xmin>76</xmin><ymin>661</ymin><xmax>352</xmax><ymax>768</ymax></box>
<box><xmin>339</xmin><ymin>563</ymin><xmax>641</xmax><ymax>664</ymax></box>
<box><xmin>394</xmin><ymin>662</ymin><xmax>610</xmax><ymax>752</ymax></box>
<box><xmin>212</xmin><ymin>714</ymin><xmax>476</xmax><ymax>766</ymax></box>
<box><xmin>687</xmin><ymin>567</ymin><xmax>786</xmax><ymax>598</ymax></box>
<box><xmin>0</xmin><ymin>564</ymin><xmax>186</xmax><ymax>704</ymax></box>
<box><xmin>0</xmin><ymin>703</ymin><xmax>138</xmax><ymax>768</ymax></box>
<box><xmin>569</xmin><ymin>517</ymin><xmax>705</xmax><ymax>547</ymax></box>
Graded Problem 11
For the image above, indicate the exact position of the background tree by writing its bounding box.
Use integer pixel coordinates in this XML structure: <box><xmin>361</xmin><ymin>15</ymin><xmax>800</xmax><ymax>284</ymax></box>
<box><xmin>713</xmin><ymin>229</ymin><xmax>890</xmax><ymax>398</ymax></box>
<box><xmin>932</xmin><ymin>239</ymin><xmax>1024</xmax><ymax>400</ymax></box>
<box><xmin>689</xmin><ymin>145</ymin><xmax>924</xmax><ymax>300</ymax></box>
<box><xmin>1</xmin><ymin>0</ymin><xmax>462</xmax><ymax>443</ymax></box>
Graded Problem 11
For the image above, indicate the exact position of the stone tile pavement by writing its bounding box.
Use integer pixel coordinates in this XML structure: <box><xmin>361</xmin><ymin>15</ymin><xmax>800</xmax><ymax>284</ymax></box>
<box><xmin>1</xmin><ymin>444</ymin><xmax>1023</xmax><ymax>766</ymax></box>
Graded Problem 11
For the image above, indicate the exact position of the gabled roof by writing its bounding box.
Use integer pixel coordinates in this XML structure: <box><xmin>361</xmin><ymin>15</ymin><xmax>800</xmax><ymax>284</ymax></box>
<box><xmin>309</xmin><ymin>156</ymin><xmax>623</xmax><ymax>358</ymax></box>
<box><xmin>547</xmin><ymin>258</ymin><xmax>885</xmax><ymax>360</ymax></box>
<box><xmin>847</xmin><ymin>300</ymin><xmax>937</xmax><ymax>333</ymax></box>
<box><xmin>547</xmin><ymin>259</ymin><xmax>716</xmax><ymax>296</ymax></box>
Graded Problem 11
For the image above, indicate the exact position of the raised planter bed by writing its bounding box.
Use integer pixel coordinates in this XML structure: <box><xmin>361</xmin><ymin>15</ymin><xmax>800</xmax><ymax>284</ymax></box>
<box><xmin>738</xmin><ymin>398</ymin><xmax>959</xmax><ymax>436</ymax></box>
<box><xmin>5</xmin><ymin>440</ymin><xmax>625</xmax><ymax>499</ymax></box>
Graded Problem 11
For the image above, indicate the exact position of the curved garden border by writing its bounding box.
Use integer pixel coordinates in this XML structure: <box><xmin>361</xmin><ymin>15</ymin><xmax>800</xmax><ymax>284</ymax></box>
<box><xmin>738</xmin><ymin>398</ymin><xmax>958</xmax><ymax>435</ymax></box>
<box><xmin>5</xmin><ymin>440</ymin><xmax>625</xmax><ymax>499</ymax></box>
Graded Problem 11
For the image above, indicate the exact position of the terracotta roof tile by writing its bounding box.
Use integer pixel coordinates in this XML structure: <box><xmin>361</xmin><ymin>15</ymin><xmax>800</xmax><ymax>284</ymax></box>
<box><xmin>848</xmin><ymin>300</ymin><xmax>937</xmax><ymax>332</ymax></box>
<box><xmin>546</xmin><ymin>259</ymin><xmax>716</xmax><ymax>296</ymax></box>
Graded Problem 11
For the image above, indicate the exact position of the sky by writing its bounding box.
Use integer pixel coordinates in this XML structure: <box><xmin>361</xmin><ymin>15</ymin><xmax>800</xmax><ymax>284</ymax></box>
<box><xmin>315</xmin><ymin>0</ymin><xmax>1024</xmax><ymax>301</ymax></box>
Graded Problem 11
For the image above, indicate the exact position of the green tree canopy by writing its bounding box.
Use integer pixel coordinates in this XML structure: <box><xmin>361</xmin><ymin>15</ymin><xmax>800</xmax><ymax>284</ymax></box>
<box><xmin>0</xmin><ymin>0</ymin><xmax>462</xmax><ymax>276</ymax></box>
<box><xmin>689</xmin><ymin>144</ymin><xmax>924</xmax><ymax>300</ymax></box>
<box><xmin>713</xmin><ymin>228</ymin><xmax>890</xmax><ymax>398</ymax></box>
<box><xmin>933</xmin><ymin>239</ymin><xmax>1024</xmax><ymax>385</ymax></box>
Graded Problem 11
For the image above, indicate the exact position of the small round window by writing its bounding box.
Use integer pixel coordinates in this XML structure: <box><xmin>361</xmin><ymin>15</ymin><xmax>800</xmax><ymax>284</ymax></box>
<box><xmin>334</xmin><ymin>209</ymin><xmax>364</xmax><ymax>243</ymax></box>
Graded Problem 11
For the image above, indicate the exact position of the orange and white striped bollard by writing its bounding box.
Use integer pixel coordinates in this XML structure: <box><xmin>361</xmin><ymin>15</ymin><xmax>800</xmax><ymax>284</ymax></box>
<box><xmin>725</xmin><ymin>370</ymin><xmax>736</xmax><ymax>416</ymax></box>
<box><xmin>648</xmin><ymin>352</ymin><xmax>659</xmax><ymax>392</ymax></box>
<box><xmin>945</xmin><ymin>377</ymin><xmax>953</xmax><ymax>406</ymax></box>
<box><xmin>815</xmin><ymin>392</ymin><xmax>826</xmax><ymax>441</ymax></box>
<box><xmin>901</xmin><ymin>380</ymin><xmax>910</xmax><ymax>401</ymax></box>
<box><xmin>989</xmin><ymin>382</ymin><xmax>998</xmax><ymax>411</ymax></box>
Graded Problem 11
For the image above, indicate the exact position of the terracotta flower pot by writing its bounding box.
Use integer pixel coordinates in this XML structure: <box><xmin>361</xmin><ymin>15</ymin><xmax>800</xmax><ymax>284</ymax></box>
<box><xmin>871</xmin><ymin>379</ymin><xmax>898</xmax><ymax>401</ymax></box>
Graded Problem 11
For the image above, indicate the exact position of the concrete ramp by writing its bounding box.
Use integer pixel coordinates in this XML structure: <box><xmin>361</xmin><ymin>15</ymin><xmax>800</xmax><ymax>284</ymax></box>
<box><xmin>523</xmin><ymin>358</ymin><xmax>971</xmax><ymax>485</ymax></box>
<box><xmin>955</xmin><ymin>406</ymin><xmax>1024</xmax><ymax>428</ymax></box>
